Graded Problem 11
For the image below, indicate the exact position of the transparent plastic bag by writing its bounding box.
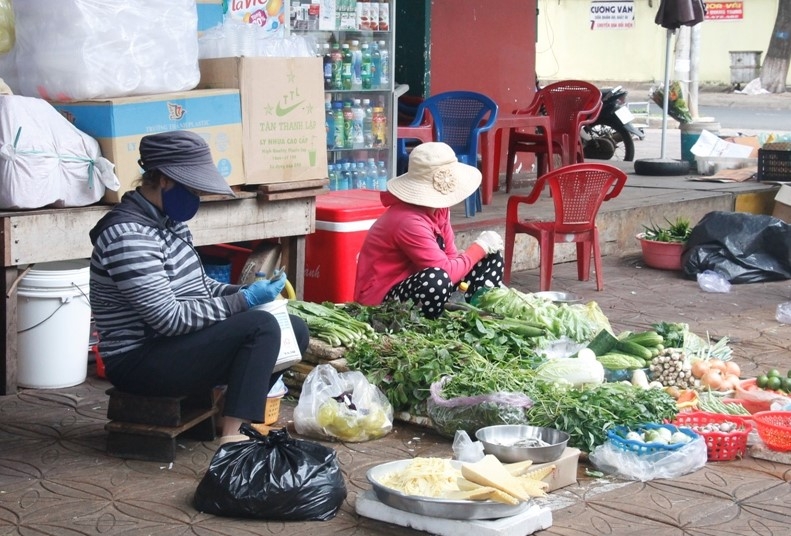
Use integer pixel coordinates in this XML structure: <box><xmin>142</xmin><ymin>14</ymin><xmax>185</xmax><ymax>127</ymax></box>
<box><xmin>776</xmin><ymin>302</ymin><xmax>791</xmax><ymax>324</ymax></box>
<box><xmin>452</xmin><ymin>430</ymin><xmax>485</xmax><ymax>463</ymax></box>
<box><xmin>293</xmin><ymin>364</ymin><xmax>393</xmax><ymax>442</ymax></box>
<box><xmin>697</xmin><ymin>270</ymin><xmax>731</xmax><ymax>293</ymax></box>
<box><xmin>589</xmin><ymin>435</ymin><xmax>707</xmax><ymax>481</ymax></box>
<box><xmin>426</xmin><ymin>377</ymin><xmax>534</xmax><ymax>438</ymax></box>
<box><xmin>0</xmin><ymin>0</ymin><xmax>13</xmax><ymax>55</ymax></box>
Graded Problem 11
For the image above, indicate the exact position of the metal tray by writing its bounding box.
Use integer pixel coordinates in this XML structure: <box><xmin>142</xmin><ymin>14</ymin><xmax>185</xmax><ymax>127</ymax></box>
<box><xmin>366</xmin><ymin>459</ymin><xmax>529</xmax><ymax>520</ymax></box>
<box><xmin>533</xmin><ymin>291</ymin><xmax>583</xmax><ymax>304</ymax></box>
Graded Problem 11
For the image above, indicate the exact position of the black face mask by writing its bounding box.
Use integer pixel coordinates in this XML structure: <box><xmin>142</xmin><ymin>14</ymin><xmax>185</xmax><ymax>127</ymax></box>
<box><xmin>161</xmin><ymin>182</ymin><xmax>200</xmax><ymax>222</ymax></box>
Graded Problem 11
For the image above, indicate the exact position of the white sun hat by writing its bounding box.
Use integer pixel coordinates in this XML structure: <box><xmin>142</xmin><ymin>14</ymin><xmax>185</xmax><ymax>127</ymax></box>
<box><xmin>387</xmin><ymin>142</ymin><xmax>481</xmax><ymax>208</ymax></box>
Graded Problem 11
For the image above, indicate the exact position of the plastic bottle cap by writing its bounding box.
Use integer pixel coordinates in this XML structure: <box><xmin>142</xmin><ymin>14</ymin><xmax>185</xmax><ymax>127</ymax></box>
<box><xmin>458</xmin><ymin>282</ymin><xmax>469</xmax><ymax>292</ymax></box>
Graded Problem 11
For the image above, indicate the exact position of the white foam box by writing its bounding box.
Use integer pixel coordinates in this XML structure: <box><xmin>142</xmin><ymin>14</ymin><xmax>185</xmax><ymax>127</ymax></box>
<box><xmin>773</xmin><ymin>184</ymin><xmax>791</xmax><ymax>223</ymax></box>
<box><xmin>52</xmin><ymin>89</ymin><xmax>244</xmax><ymax>203</ymax></box>
<box><xmin>531</xmin><ymin>447</ymin><xmax>581</xmax><ymax>492</ymax></box>
<box><xmin>198</xmin><ymin>56</ymin><xmax>328</xmax><ymax>185</ymax></box>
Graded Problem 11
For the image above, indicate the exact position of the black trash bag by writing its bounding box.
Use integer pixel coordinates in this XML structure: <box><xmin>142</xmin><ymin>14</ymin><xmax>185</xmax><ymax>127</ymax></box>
<box><xmin>681</xmin><ymin>211</ymin><xmax>791</xmax><ymax>283</ymax></box>
<box><xmin>193</xmin><ymin>424</ymin><xmax>347</xmax><ymax>521</ymax></box>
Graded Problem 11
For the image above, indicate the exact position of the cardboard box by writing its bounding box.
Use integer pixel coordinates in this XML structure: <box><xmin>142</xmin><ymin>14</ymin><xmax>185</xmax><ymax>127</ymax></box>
<box><xmin>773</xmin><ymin>184</ymin><xmax>791</xmax><ymax>223</ymax></box>
<box><xmin>530</xmin><ymin>447</ymin><xmax>581</xmax><ymax>492</ymax></box>
<box><xmin>53</xmin><ymin>89</ymin><xmax>244</xmax><ymax>203</ymax></box>
<box><xmin>198</xmin><ymin>56</ymin><xmax>328</xmax><ymax>185</ymax></box>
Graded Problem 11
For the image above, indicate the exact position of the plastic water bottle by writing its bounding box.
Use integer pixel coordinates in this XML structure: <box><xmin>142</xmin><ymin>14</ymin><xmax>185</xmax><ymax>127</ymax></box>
<box><xmin>343</xmin><ymin>101</ymin><xmax>354</xmax><ymax>149</ymax></box>
<box><xmin>351</xmin><ymin>98</ymin><xmax>365</xmax><ymax>149</ymax></box>
<box><xmin>377</xmin><ymin>160</ymin><xmax>388</xmax><ymax>190</ymax></box>
<box><xmin>355</xmin><ymin>161</ymin><xmax>367</xmax><ymax>189</ymax></box>
<box><xmin>371</xmin><ymin>41</ymin><xmax>382</xmax><ymax>89</ymax></box>
<box><xmin>341</xmin><ymin>43</ymin><xmax>352</xmax><ymax>90</ymax></box>
<box><xmin>330</xmin><ymin>43</ymin><xmax>343</xmax><ymax>90</ymax></box>
<box><xmin>361</xmin><ymin>42</ymin><xmax>372</xmax><ymax>89</ymax></box>
<box><xmin>350</xmin><ymin>39</ymin><xmax>362</xmax><ymax>90</ymax></box>
<box><xmin>377</xmin><ymin>39</ymin><xmax>389</xmax><ymax>87</ymax></box>
<box><xmin>332</xmin><ymin>100</ymin><xmax>345</xmax><ymax>149</ymax></box>
<box><xmin>362</xmin><ymin>98</ymin><xmax>374</xmax><ymax>148</ymax></box>
<box><xmin>340</xmin><ymin>162</ymin><xmax>352</xmax><ymax>190</ymax></box>
<box><xmin>366</xmin><ymin>158</ymin><xmax>378</xmax><ymax>189</ymax></box>
<box><xmin>325</xmin><ymin>99</ymin><xmax>334</xmax><ymax>149</ymax></box>
<box><xmin>322</xmin><ymin>43</ymin><xmax>332</xmax><ymax>89</ymax></box>
<box><xmin>327</xmin><ymin>163</ymin><xmax>337</xmax><ymax>190</ymax></box>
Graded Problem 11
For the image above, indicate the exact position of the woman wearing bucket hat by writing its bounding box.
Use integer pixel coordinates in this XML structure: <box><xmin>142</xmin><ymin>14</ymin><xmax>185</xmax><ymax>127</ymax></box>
<box><xmin>88</xmin><ymin>130</ymin><xmax>309</xmax><ymax>443</ymax></box>
<box><xmin>354</xmin><ymin>142</ymin><xmax>504</xmax><ymax>318</ymax></box>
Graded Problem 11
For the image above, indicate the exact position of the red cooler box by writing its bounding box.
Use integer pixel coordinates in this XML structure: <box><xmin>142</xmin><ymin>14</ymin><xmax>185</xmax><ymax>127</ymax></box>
<box><xmin>304</xmin><ymin>190</ymin><xmax>386</xmax><ymax>303</ymax></box>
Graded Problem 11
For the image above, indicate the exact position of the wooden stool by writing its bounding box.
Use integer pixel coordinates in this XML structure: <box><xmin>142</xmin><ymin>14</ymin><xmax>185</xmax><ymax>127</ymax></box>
<box><xmin>105</xmin><ymin>388</ymin><xmax>219</xmax><ymax>462</ymax></box>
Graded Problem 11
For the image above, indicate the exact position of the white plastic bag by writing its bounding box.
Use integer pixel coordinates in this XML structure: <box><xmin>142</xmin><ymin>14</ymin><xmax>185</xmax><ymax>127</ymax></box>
<box><xmin>697</xmin><ymin>270</ymin><xmax>731</xmax><ymax>293</ymax></box>
<box><xmin>12</xmin><ymin>0</ymin><xmax>199</xmax><ymax>100</ymax></box>
<box><xmin>293</xmin><ymin>364</ymin><xmax>393</xmax><ymax>442</ymax></box>
<box><xmin>589</xmin><ymin>436</ymin><xmax>707</xmax><ymax>482</ymax></box>
<box><xmin>0</xmin><ymin>94</ymin><xmax>119</xmax><ymax>208</ymax></box>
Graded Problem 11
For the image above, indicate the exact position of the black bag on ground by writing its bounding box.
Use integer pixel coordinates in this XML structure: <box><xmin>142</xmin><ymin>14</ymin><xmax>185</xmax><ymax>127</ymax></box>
<box><xmin>193</xmin><ymin>424</ymin><xmax>347</xmax><ymax>520</ymax></box>
<box><xmin>682</xmin><ymin>211</ymin><xmax>791</xmax><ymax>283</ymax></box>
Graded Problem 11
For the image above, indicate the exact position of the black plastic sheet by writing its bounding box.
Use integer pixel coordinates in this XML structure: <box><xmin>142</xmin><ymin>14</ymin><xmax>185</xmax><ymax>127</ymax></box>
<box><xmin>193</xmin><ymin>424</ymin><xmax>347</xmax><ymax>521</ymax></box>
<box><xmin>682</xmin><ymin>211</ymin><xmax>791</xmax><ymax>283</ymax></box>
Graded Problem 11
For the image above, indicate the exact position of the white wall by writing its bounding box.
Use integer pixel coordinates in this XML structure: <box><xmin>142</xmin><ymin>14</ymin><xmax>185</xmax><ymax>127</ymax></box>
<box><xmin>536</xmin><ymin>0</ymin><xmax>789</xmax><ymax>87</ymax></box>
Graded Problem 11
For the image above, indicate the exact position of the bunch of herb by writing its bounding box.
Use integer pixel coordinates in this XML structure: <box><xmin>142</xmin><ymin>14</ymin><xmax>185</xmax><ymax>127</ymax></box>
<box><xmin>440</xmin><ymin>363</ymin><xmax>537</xmax><ymax>400</ymax></box>
<box><xmin>342</xmin><ymin>300</ymin><xmax>428</xmax><ymax>334</ymax></box>
<box><xmin>345</xmin><ymin>331</ymin><xmax>489</xmax><ymax>414</ymax></box>
<box><xmin>524</xmin><ymin>381</ymin><xmax>678</xmax><ymax>453</ymax></box>
<box><xmin>642</xmin><ymin>217</ymin><xmax>692</xmax><ymax>243</ymax></box>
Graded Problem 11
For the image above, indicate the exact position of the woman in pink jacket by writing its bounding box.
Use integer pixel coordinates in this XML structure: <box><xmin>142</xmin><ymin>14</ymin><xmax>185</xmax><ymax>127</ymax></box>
<box><xmin>354</xmin><ymin>142</ymin><xmax>504</xmax><ymax>318</ymax></box>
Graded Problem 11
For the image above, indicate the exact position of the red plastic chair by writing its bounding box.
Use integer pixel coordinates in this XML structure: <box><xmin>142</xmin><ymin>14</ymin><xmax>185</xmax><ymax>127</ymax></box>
<box><xmin>504</xmin><ymin>163</ymin><xmax>627</xmax><ymax>291</ymax></box>
<box><xmin>505</xmin><ymin>81</ymin><xmax>602</xmax><ymax>192</ymax></box>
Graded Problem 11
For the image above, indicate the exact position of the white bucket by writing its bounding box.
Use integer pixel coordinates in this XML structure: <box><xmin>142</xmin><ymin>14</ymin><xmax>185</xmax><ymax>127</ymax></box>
<box><xmin>17</xmin><ymin>260</ymin><xmax>91</xmax><ymax>389</ymax></box>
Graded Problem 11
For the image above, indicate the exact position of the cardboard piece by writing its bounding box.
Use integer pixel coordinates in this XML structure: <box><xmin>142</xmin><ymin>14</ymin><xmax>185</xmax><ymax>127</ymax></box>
<box><xmin>691</xmin><ymin>130</ymin><xmax>754</xmax><ymax>159</ymax></box>
<box><xmin>198</xmin><ymin>57</ymin><xmax>328</xmax><ymax>185</ymax></box>
<box><xmin>724</xmin><ymin>135</ymin><xmax>761</xmax><ymax>158</ymax></box>
<box><xmin>690</xmin><ymin>167</ymin><xmax>758</xmax><ymax>183</ymax></box>
<box><xmin>53</xmin><ymin>89</ymin><xmax>244</xmax><ymax>203</ymax></box>
<box><xmin>773</xmin><ymin>184</ymin><xmax>791</xmax><ymax>223</ymax></box>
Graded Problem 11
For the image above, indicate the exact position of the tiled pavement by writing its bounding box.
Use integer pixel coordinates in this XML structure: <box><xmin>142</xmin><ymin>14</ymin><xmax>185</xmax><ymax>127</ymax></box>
<box><xmin>2</xmin><ymin>250</ymin><xmax>791</xmax><ymax>535</ymax></box>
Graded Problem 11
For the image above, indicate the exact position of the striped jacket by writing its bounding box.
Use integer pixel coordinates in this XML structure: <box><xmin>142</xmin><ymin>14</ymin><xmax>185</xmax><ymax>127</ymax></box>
<box><xmin>89</xmin><ymin>190</ymin><xmax>248</xmax><ymax>358</ymax></box>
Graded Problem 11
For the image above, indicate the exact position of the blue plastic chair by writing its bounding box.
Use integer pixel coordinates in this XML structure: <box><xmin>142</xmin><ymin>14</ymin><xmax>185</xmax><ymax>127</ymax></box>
<box><xmin>398</xmin><ymin>91</ymin><xmax>499</xmax><ymax>217</ymax></box>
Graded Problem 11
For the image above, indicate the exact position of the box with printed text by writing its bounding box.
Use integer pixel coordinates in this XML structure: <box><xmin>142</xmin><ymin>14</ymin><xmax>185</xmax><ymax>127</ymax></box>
<box><xmin>53</xmin><ymin>89</ymin><xmax>244</xmax><ymax>203</ymax></box>
<box><xmin>198</xmin><ymin>56</ymin><xmax>328</xmax><ymax>185</ymax></box>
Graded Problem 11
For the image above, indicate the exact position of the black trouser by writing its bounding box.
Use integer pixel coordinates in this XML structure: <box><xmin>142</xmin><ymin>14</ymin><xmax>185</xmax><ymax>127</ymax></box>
<box><xmin>104</xmin><ymin>310</ymin><xmax>309</xmax><ymax>423</ymax></box>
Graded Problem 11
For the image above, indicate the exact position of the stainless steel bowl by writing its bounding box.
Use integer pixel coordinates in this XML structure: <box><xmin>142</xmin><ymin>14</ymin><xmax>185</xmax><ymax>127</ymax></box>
<box><xmin>475</xmin><ymin>425</ymin><xmax>570</xmax><ymax>463</ymax></box>
<box><xmin>533</xmin><ymin>291</ymin><xmax>583</xmax><ymax>304</ymax></box>
<box><xmin>366</xmin><ymin>459</ymin><xmax>529</xmax><ymax>520</ymax></box>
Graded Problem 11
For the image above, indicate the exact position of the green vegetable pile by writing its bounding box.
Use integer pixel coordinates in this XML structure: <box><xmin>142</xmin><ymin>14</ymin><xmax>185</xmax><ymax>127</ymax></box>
<box><xmin>524</xmin><ymin>381</ymin><xmax>678</xmax><ymax>453</ymax></box>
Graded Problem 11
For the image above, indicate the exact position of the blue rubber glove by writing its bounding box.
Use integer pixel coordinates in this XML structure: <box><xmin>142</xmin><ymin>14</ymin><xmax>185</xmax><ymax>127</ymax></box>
<box><xmin>241</xmin><ymin>272</ymin><xmax>287</xmax><ymax>307</ymax></box>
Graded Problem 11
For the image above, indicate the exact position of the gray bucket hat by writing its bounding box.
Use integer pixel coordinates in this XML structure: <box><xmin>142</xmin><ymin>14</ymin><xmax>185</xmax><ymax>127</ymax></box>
<box><xmin>138</xmin><ymin>131</ymin><xmax>234</xmax><ymax>196</ymax></box>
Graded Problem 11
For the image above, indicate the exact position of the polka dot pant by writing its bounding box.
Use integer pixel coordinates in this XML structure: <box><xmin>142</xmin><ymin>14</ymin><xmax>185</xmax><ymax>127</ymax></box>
<box><xmin>384</xmin><ymin>253</ymin><xmax>505</xmax><ymax>318</ymax></box>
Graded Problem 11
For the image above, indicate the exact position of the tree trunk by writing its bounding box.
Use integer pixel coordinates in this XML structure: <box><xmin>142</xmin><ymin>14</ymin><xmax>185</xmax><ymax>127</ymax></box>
<box><xmin>760</xmin><ymin>0</ymin><xmax>791</xmax><ymax>93</ymax></box>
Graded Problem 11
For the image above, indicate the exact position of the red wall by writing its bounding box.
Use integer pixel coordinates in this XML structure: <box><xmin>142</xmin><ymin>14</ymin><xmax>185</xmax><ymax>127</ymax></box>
<box><xmin>428</xmin><ymin>0</ymin><xmax>537</xmax><ymax>113</ymax></box>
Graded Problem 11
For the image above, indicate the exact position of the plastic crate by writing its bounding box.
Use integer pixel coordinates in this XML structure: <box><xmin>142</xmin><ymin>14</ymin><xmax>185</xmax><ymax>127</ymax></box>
<box><xmin>758</xmin><ymin>145</ymin><xmax>791</xmax><ymax>182</ymax></box>
<box><xmin>752</xmin><ymin>411</ymin><xmax>791</xmax><ymax>452</ymax></box>
<box><xmin>608</xmin><ymin>423</ymin><xmax>698</xmax><ymax>455</ymax></box>
<box><xmin>673</xmin><ymin>412</ymin><xmax>751</xmax><ymax>461</ymax></box>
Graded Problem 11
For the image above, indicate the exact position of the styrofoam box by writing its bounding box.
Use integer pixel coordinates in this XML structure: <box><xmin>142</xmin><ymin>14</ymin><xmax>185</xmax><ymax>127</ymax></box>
<box><xmin>696</xmin><ymin>156</ymin><xmax>758</xmax><ymax>176</ymax></box>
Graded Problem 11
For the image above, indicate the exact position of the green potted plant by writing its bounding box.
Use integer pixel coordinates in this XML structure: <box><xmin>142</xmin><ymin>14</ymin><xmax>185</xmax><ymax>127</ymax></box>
<box><xmin>636</xmin><ymin>217</ymin><xmax>692</xmax><ymax>270</ymax></box>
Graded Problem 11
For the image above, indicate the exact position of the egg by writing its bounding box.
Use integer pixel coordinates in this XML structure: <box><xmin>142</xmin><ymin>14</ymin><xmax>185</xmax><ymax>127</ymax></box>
<box><xmin>724</xmin><ymin>361</ymin><xmax>741</xmax><ymax>378</ymax></box>
<box><xmin>691</xmin><ymin>360</ymin><xmax>711</xmax><ymax>379</ymax></box>
<box><xmin>701</xmin><ymin>369</ymin><xmax>723</xmax><ymax>390</ymax></box>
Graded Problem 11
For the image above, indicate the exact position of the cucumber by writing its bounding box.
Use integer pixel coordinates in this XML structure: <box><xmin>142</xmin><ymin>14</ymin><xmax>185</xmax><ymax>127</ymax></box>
<box><xmin>615</xmin><ymin>339</ymin><xmax>654</xmax><ymax>360</ymax></box>
<box><xmin>624</xmin><ymin>331</ymin><xmax>664</xmax><ymax>347</ymax></box>
<box><xmin>596</xmin><ymin>352</ymin><xmax>646</xmax><ymax>370</ymax></box>
<box><xmin>586</xmin><ymin>329</ymin><xmax>619</xmax><ymax>356</ymax></box>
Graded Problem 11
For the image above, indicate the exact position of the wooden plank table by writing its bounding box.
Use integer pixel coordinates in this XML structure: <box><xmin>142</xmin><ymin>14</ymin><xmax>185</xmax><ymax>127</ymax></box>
<box><xmin>0</xmin><ymin>191</ymin><xmax>316</xmax><ymax>395</ymax></box>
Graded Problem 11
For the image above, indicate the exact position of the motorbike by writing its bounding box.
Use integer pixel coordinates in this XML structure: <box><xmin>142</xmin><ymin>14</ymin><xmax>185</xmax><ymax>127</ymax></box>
<box><xmin>581</xmin><ymin>86</ymin><xmax>645</xmax><ymax>162</ymax></box>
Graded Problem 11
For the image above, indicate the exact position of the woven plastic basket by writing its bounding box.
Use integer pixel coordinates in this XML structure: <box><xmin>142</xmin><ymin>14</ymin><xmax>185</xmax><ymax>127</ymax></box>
<box><xmin>673</xmin><ymin>412</ymin><xmax>751</xmax><ymax>461</ymax></box>
<box><xmin>752</xmin><ymin>411</ymin><xmax>791</xmax><ymax>452</ymax></box>
<box><xmin>608</xmin><ymin>423</ymin><xmax>698</xmax><ymax>456</ymax></box>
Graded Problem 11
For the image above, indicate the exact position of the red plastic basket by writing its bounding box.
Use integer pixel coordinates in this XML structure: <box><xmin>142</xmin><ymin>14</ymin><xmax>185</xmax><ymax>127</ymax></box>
<box><xmin>673</xmin><ymin>412</ymin><xmax>751</xmax><ymax>461</ymax></box>
<box><xmin>752</xmin><ymin>411</ymin><xmax>791</xmax><ymax>452</ymax></box>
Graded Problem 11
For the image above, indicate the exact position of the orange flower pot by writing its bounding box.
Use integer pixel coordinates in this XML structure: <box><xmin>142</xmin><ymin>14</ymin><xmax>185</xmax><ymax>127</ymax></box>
<box><xmin>636</xmin><ymin>233</ymin><xmax>685</xmax><ymax>271</ymax></box>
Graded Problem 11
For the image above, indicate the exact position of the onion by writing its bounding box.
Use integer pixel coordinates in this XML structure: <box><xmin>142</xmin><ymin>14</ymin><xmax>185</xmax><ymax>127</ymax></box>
<box><xmin>691</xmin><ymin>360</ymin><xmax>710</xmax><ymax>379</ymax></box>
<box><xmin>724</xmin><ymin>361</ymin><xmax>741</xmax><ymax>378</ymax></box>
<box><xmin>709</xmin><ymin>359</ymin><xmax>727</xmax><ymax>373</ymax></box>
<box><xmin>701</xmin><ymin>370</ymin><xmax>723</xmax><ymax>390</ymax></box>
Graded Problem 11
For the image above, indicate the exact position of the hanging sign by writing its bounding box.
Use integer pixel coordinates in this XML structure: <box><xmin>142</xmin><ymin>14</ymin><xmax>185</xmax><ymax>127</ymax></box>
<box><xmin>589</xmin><ymin>0</ymin><xmax>635</xmax><ymax>30</ymax></box>
<box><xmin>704</xmin><ymin>2</ymin><xmax>744</xmax><ymax>20</ymax></box>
